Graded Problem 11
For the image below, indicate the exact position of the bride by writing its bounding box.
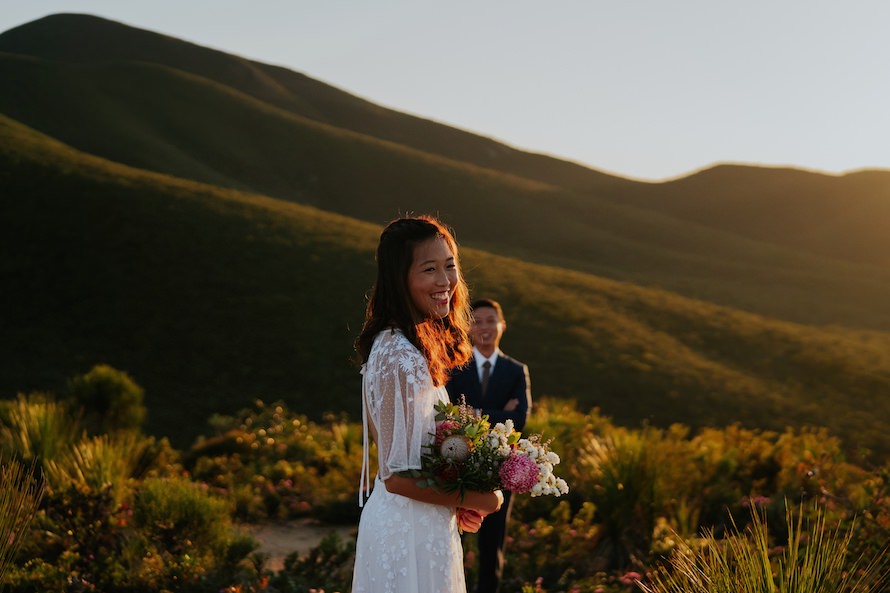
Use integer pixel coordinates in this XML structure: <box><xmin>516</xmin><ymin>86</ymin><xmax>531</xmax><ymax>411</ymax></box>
<box><xmin>352</xmin><ymin>216</ymin><xmax>504</xmax><ymax>593</ymax></box>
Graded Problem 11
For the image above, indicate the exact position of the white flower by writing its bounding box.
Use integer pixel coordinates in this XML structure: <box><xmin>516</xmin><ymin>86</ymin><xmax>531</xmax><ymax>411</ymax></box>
<box><xmin>531</xmin><ymin>483</ymin><xmax>544</xmax><ymax>496</ymax></box>
<box><xmin>546</xmin><ymin>452</ymin><xmax>560</xmax><ymax>464</ymax></box>
<box><xmin>556</xmin><ymin>478</ymin><xmax>569</xmax><ymax>494</ymax></box>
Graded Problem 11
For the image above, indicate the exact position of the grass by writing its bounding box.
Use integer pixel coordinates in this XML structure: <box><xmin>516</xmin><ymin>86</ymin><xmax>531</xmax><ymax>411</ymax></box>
<box><xmin>43</xmin><ymin>433</ymin><xmax>149</xmax><ymax>505</ymax></box>
<box><xmin>641</xmin><ymin>503</ymin><xmax>889</xmax><ymax>593</ymax></box>
<box><xmin>0</xmin><ymin>457</ymin><xmax>46</xmax><ymax>585</ymax></box>
<box><xmin>0</xmin><ymin>395</ymin><xmax>82</xmax><ymax>462</ymax></box>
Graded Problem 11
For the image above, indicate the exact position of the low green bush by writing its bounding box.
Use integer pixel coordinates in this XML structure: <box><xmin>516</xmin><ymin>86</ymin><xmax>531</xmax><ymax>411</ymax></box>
<box><xmin>67</xmin><ymin>364</ymin><xmax>146</xmax><ymax>434</ymax></box>
<box><xmin>186</xmin><ymin>399</ymin><xmax>363</xmax><ymax>523</ymax></box>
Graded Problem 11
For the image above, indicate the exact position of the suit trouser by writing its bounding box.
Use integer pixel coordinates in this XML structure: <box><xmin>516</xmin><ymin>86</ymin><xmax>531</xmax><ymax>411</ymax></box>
<box><xmin>476</xmin><ymin>490</ymin><xmax>513</xmax><ymax>593</ymax></box>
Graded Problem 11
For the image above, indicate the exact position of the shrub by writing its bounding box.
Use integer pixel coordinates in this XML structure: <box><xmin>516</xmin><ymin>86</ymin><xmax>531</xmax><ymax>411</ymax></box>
<box><xmin>574</xmin><ymin>427</ymin><xmax>659</xmax><ymax>568</ymax></box>
<box><xmin>67</xmin><ymin>364</ymin><xmax>146</xmax><ymax>434</ymax></box>
<box><xmin>187</xmin><ymin>400</ymin><xmax>363</xmax><ymax>523</ymax></box>
<box><xmin>8</xmin><ymin>477</ymin><xmax>262</xmax><ymax>593</ymax></box>
<box><xmin>134</xmin><ymin>476</ymin><xmax>233</xmax><ymax>559</ymax></box>
<box><xmin>269</xmin><ymin>532</ymin><xmax>354</xmax><ymax>593</ymax></box>
<box><xmin>9</xmin><ymin>482</ymin><xmax>124</xmax><ymax>592</ymax></box>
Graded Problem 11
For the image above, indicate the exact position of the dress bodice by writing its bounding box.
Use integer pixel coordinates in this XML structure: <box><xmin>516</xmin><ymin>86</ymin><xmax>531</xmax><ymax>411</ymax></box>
<box><xmin>359</xmin><ymin>328</ymin><xmax>445</xmax><ymax>504</ymax></box>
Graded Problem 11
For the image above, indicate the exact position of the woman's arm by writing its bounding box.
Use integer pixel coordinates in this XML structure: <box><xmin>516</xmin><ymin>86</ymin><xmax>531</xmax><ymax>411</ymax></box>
<box><xmin>384</xmin><ymin>474</ymin><xmax>503</xmax><ymax>514</ymax></box>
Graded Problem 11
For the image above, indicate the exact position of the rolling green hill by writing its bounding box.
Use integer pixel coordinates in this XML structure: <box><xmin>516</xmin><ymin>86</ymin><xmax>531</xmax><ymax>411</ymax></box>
<box><xmin>4</xmin><ymin>14</ymin><xmax>889</xmax><ymax>275</ymax></box>
<box><xmin>615</xmin><ymin>164</ymin><xmax>890</xmax><ymax>268</ymax></box>
<box><xmin>3</xmin><ymin>42</ymin><xmax>890</xmax><ymax>332</ymax></box>
<box><xmin>0</xmin><ymin>12</ymin><xmax>634</xmax><ymax>196</ymax></box>
<box><xmin>3</xmin><ymin>114</ymin><xmax>889</xmax><ymax>456</ymax></box>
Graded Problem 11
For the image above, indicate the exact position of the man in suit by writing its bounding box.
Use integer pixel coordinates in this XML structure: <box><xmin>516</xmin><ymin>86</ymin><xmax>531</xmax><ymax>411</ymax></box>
<box><xmin>446</xmin><ymin>298</ymin><xmax>531</xmax><ymax>593</ymax></box>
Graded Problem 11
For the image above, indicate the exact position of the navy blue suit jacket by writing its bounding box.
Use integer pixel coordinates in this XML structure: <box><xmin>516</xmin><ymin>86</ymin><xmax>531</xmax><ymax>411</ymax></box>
<box><xmin>446</xmin><ymin>352</ymin><xmax>531</xmax><ymax>431</ymax></box>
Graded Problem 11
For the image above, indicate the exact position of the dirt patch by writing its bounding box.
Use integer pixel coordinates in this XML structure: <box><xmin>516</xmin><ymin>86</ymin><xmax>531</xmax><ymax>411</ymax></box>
<box><xmin>242</xmin><ymin>519</ymin><xmax>357</xmax><ymax>572</ymax></box>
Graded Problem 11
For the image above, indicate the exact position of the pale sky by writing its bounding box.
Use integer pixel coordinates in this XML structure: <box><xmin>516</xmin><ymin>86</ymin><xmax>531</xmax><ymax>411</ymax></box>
<box><xmin>3</xmin><ymin>1</ymin><xmax>889</xmax><ymax>180</ymax></box>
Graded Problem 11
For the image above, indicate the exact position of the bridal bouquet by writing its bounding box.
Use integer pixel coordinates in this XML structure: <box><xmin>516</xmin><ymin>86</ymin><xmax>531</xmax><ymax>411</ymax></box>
<box><xmin>405</xmin><ymin>399</ymin><xmax>568</xmax><ymax>500</ymax></box>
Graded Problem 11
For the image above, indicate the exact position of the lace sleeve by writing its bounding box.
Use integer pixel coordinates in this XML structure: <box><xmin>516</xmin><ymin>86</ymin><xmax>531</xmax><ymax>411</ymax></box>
<box><xmin>362</xmin><ymin>330</ymin><xmax>436</xmax><ymax>485</ymax></box>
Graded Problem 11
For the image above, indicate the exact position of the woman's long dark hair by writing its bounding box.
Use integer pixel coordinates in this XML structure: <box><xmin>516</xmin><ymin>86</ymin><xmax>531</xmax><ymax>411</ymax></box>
<box><xmin>356</xmin><ymin>216</ymin><xmax>472</xmax><ymax>386</ymax></box>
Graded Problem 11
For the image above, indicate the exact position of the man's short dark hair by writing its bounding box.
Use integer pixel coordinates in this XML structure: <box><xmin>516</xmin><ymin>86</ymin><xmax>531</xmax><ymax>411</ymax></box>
<box><xmin>471</xmin><ymin>298</ymin><xmax>504</xmax><ymax>321</ymax></box>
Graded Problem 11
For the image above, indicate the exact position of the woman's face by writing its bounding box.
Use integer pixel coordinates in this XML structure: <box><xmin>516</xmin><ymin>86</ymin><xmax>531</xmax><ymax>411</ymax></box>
<box><xmin>408</xmin><ymin>237</ymin><xmax>458</xmax><ymax>319</ymax></box>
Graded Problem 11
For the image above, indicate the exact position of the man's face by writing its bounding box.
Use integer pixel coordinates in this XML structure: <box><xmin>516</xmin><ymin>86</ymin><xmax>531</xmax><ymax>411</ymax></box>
<box><xmin>470</xmin><ymin>306</ymin><xmax>505</xmax><ymax>352</ymax></box>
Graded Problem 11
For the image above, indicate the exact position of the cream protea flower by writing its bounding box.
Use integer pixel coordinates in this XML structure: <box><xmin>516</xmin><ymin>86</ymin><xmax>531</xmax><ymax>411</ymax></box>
<box><xmin>440</xmin><ymin>435</ymin><xmax>471</xmax><ymax>461</ymax></box>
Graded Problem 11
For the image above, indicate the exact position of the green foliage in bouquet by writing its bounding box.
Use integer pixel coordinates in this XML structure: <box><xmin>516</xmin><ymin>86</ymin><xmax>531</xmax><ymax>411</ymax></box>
<box><xmin>400</xmin><ymin>399</ymin><xmax>521</xmax><ymax>499</ymax></box>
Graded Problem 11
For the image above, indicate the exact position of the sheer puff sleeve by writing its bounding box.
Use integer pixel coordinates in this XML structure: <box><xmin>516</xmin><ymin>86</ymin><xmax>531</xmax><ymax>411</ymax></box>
<box><xmin>359</xmin><ymin>329</ymin><xmax>438</xmax><ymax>505</ymax></box>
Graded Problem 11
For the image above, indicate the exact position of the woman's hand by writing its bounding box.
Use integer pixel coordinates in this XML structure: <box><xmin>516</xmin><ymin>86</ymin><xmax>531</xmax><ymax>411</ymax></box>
<box><xmin>456</xmin><ymin>508</ymin><xmax>484</xmax><ymax>533</ymax></box>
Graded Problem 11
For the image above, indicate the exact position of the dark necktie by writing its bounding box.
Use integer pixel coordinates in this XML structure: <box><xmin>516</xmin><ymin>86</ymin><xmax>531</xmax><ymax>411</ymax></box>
<box><xmin>481</xmin><ymin>360</ymin><xmax>491</xmax><ymax>398</ymax></box>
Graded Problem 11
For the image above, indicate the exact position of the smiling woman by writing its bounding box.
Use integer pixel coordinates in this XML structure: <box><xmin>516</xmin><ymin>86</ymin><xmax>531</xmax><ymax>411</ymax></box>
<box><xmin>351</xmin><ymin>215</ymin><xmax>504</xmax><ymax>593</ymax></box>
<box><xmin>408</xmin><ymin>236</ymin><xmax>458</xmax><ymax>319</ymax></box>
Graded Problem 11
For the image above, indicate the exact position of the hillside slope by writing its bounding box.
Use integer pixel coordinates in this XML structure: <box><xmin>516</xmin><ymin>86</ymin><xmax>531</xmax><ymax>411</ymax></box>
<box><xmin>3</xmin><ymin>15</ymin><xmax>890</xmax><ymax>280</ymax></box>
<box><xmin>0</xmin><ymin>12</ymin><xmax>633</xmax><ymax>196</ymax></box>
<box><xmin>2</xmin><ymin>114</ymin><xmax>889</xmax><ymax>455</ymax></box>
<box><xmin>3</xmin><ymin>51</ymin><xmax>890</xmax><ymax>332</ymax></box>
<box><xmin>620</xmin><ymin>165</ymin><xmax>890</xmax><ymax>268</ymax></box>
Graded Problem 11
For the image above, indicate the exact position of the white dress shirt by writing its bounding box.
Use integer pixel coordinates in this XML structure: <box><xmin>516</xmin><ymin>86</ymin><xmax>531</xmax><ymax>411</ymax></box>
<box><xmin>473</xmin><ymin>347</ymin><xmax>501</xmax><ymax>382</ymax></box>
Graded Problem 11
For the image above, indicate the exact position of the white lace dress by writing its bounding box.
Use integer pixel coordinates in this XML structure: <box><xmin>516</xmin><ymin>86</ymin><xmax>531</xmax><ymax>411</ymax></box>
<box><xmin>352</xmin><ymin>328</ymin><xmax>466</xmax><ymax>593</ymax></box>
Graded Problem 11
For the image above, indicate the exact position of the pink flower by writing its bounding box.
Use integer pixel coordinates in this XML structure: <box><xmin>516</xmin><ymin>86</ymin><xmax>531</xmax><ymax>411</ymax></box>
<box><xmin>434</xmin><ymin>420</ymin><xmax>460</xmax><ymax>445</ymax></box>
<box><xmin>499</xmin><ymin>453</ymin><xmax>539</xmax><ymax>493</ymax></box>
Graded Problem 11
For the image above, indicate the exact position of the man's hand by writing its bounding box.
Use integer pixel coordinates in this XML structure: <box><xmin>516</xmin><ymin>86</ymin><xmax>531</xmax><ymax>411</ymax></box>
<box><xmin>457</xmin><ymin>508</ymin><xmax>484</xmax><ymax>533</ymax></box>
<box><xmin>503</xmin><ymin>398</ymin><xmax>519</xmax><ymax>411</ymax></box>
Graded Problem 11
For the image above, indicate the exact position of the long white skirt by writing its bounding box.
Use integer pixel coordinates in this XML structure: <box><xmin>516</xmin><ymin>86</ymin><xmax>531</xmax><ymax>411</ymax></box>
<box><xmin>352</xmin><ymin>477</ymin><xmax>466</xmax><ymax>593</ymax></box>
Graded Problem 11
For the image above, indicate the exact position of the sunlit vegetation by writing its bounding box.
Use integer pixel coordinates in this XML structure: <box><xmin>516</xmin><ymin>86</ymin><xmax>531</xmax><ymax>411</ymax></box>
<box><xmin>640</xmin><ymin>504</ymin><xmax>888</xmax><ymax>593</ymax></box>
<box><xmin>2</xmin><ymin>371</ymin><xmax>889</xmax><ymax>591</ymax></box>
<box><xmin>0</xmin><ymin>457</ymin><xmax>46</xmax><ymax>585</ymax></box>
